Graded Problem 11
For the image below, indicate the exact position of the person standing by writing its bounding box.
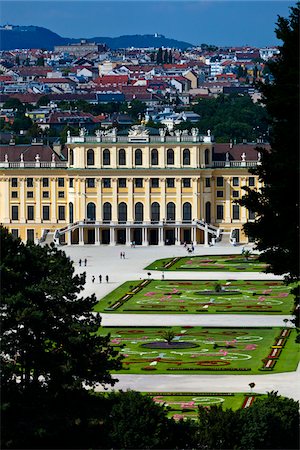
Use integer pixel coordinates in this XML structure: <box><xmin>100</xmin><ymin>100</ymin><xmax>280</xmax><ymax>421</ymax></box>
<box><xmin>79</xmin><ymin>259</ymin><xmax>82</xmax><ymax>267</ymax></box>
<box><xmin>123</xmin><ymin>252</ymin><xmax>125</xmax><ymax>259</ymax></box>
<box><xmin>120</xmin><ymin>252</ymin><xmax>122</xmax><ymax>259</ymax></box>
<box><xmin>84</xmin><ymin>258</ymin><xmax>87</xmax><ymax>266</ymax></box>
<box><xmin>161</xmin><ymin>272</ymin><xmax>165</xmax><ymax>280</ymax></box>
<box><xmin>106</xmin><ymin>275</ymin><xmax>109</xmax><ymax>283</ymax></box>
<box><xmin>92</xmin><ymin>276</ymin><xmax>95</xmax><ymax>283</ymax></box>
<box><xmin>99</xmin><ymin>275</ymin><xmax>102</xmax><ymax>283</ymax></box>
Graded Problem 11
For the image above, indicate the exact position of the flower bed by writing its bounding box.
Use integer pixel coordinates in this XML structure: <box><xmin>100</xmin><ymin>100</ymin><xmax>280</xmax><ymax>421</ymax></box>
<box><xmin>242</xmin><ymin>396</ymin><xmax>255</xmax><ymax>408</ymax></box>
<box><xmin>167</xmin><ymin>367</ymin><xmax>251</xmax><ymax>372</ymax></box>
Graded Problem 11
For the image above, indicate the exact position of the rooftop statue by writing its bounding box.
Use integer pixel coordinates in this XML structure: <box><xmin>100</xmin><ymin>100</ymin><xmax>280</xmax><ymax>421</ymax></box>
<box><xmin>191</xmin><ymin>128</ymin><xmax>199</xmax><ymax>137</ymax></box>
<box><xmin>128</xmin><ymin>125</ymin><xmax>149</xmax><ymax>137</ymax></box>
<box><xmin>241</xmin><ymin>152</ymin><xmax>246</xmax><ymax>162</ymax></box>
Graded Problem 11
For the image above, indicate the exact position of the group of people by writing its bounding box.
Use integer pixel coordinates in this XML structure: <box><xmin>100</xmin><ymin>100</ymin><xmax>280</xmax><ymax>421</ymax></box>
<box><xmin>91</xmin><ymin>275</ymin><xmax>109</xmax><ymax>284</ymax></box>
<box><xmin>183</xmin><ymin>242</ymin><xmax>195</xmax><ymax>253</ymax></box>
<box><xmin>120</xmin><ymin>252</ymin><xmax>126</xmax><ymax>259</ymax></box>
<box><xmin>78</xmin><ymin>258</ymin><xmax>87</xmax><ymax>267</ymax></box>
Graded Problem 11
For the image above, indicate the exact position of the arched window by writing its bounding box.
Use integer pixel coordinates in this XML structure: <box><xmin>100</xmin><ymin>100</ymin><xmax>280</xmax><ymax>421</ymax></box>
<box><xmin>69</xmin><ymin>149</ymin><xmax>74</xmax><ymax>166</ymax></box>
<box><xmin>118</xmin><ymin>149</ymin><xmax>126</xmax><ymax>166</ymax></box>
<box><xmin>135</xmin><ymin>149</ymin><xmax>143</xmax><ymax>166</ymax></box>
<box><xmin>103</xmin><ymin>202</ymin><xmax>112</xmax><ymax>222</ymax></box>
<box><xmin>118</xmin><ymin>202</ymin><xmax>127</xmax><ymax>223</ymax></box>
<box><xmin>87</xmin><ymin>202</ymin><xmax>96</xmax><ymax>221</ymax></box>
<box><xmin>151</xmin><ymin>149</ymin><xmax>158</xmax><ymax>165</ymax></box>
<box><xmin>69</xmin><ymin>202</ymin><xmax>74</xmax><ymax>223</ymax></box>
<box><xmin>167</xmin><ymin>148</ymin><xmax>174</xmax><ymax>165</ymax></box>
<box><xmin>205</xmin><ymin>149</ymin><xmax>210</xmax><ymax>165</ymax></box>
<box><xmin>151</xmin><ymin>202</ymin><xmax>160</xmax><ymax>223</ymax></box>
<box><xmin>205</xmin><ymin>201</ymin><xmax>211</xmax><ymax>223</ymax></box>
<box><xmin>183</xmin><ymin>148</ymin><xmax>190</xmax><ymax>165</ymax></box>
<box><xmin>103</xmin><ymin>149</ymin><xmax>110</xmax><ymax>166</ymax></box>
<box><xmin>87</xmin><ymin>149</ymin><xmax>94</xmax><ymax>166</ymax></box>
<box><xmin>183</xmin><ymin>202</ymin><xmax>192</xmax><ymax>222</ymax></box>
<box><xmin>134</xmin><ymin>202</ymin><xmax>144</xmax><ymax>223</ymax></box>
<box><xmin>167</xmin><ymin>202</ymin><xmax>176</xmax><ymax>222</ymax></box>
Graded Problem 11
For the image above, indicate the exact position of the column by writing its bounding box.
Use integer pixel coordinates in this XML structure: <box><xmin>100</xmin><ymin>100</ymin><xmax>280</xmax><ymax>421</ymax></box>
<box><xmin>160</xmin><ymin>178</ymin><xmax>166</xmax><ymax>221</ymax></box>
<box><xmin>144</xmin><ymin>178</ymin><xmax>150</xmax><ymax>221</ymax></box>
<box><xmin>74</xmin><ymin>178</ymin><xmax>81</xmax><ymax>222</ymax></box>
<box><xmin>80</xmin><ymin>178</ymin><xmax>86</xmax><ymax>220</ymax></box>
<box><xmin>109</xmin><ymin>227</ymin><xmax>116</xmax><ymax>245</ymax></box>
<box><xmin>95</xmin><ymin>227</ymin><xmax>100</xmax><ymax>245</ymax></box>
<box><xmin>142</xmin><ymin>228</ymin><xmax>148</xmax><ymax>246</ymax></box>
<box><xmin>96</xmin><ymin>178</ymin><xmax>102</xmax><ymax>221</ymax></box>
<box><xmin>35</xmin><ymin>178</ymin><xmax>41</xmax><ymax>223</ymax></box>
<box><xmin>175</xmin><ymin>178</ymin><xmax>182</xmax><ymax>221</ymax></box>
<box><xmin>224</xmin><ymin>177</ymin><xmax>231</xmax><ymax>223</ymax></box>
<box><xmin>204</xmin><ymin>224</ymin><xmax>209</xmax><ymax>246</ymax></box>
<box><xmin>79</xmin><ymin>226</ymin><xmax>84</xmax><ymax>245</ymax></box>
<box><xmin>111</xmin><ymin>178</ymin><xmax>118</xmax><ymax>222</ymax></box>
<box><xmin>67</xmin><ymin>230</ymin><xmax>72</xmax><ymax>245</ymax></box>
<box><xmin>175</xmin><ymin>227</ymin><xmax>181</xmax><ymax>245</ymax></box>
<box><xmin>126</xmin><ymin>227</ymin><xmax>131</xmax><ymax>246</ymax></box>
<box><xmin>20</xmin><ymin>178</ymin><xmax>26</xmax><ymax>223</ymax></box>
<box><xmin>210</xmin><ymin>176</ymin><xmax>215</xmax><ymax>223</ymax></box>
<box><xmin>241</xmin><ymin>177</ymin><xmax>247</xmax><ymax>223</ymax></box>
<box><xmin>192</xmin><ymin>226</ymin><xmax>196</xmax><ymax>245</ymax></box>
<box><xmin>158</xmin><ymin>227</ymin><xmax>164</xmax><ymax>246</ymax></box>
<box><xmin>192</xmin><ymin>177</ymin><xmax>199</xmax><ymax>220</ymax></box>
<box><xmin>3</xmin><ymin>178</ymin><xmax>10</xmax><ymax>222</ymax></box>
<box><xmin>127</xmin><ymin>178</ymin><xmax>133</xmax><ymax>221</ymax></box>
<box><xmin>50</xmin><ymin>177</ymin><xmax>57</xmax><ymax>223</ymax></box>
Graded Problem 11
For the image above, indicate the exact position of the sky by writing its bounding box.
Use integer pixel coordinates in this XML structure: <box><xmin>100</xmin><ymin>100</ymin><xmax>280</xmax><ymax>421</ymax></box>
<box><xmin>1</xmin><ymin>1</ymin><xmax>293</xmax><ymax>46</ymax></box>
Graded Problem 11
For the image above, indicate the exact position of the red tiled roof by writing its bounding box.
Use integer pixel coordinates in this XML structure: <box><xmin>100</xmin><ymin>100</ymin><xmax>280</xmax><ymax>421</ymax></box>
<box><xmin>94</xmin><ymin>75</ymin><xmax>129</xmax><ymax>85</ymax></box>
<box><xmin>0</xmin><ymin>144</ymin><xmax>60</xmax><ymax>162</ymax></box>
<box><xmin>40</xmin><ymin>78</ymin><xmax>76</xmax><ymax>84</ymax></box>
<box><xmin>213</xmin><ymin>143</ymin><xmax>270</xmax><ymax>161</ymax></box>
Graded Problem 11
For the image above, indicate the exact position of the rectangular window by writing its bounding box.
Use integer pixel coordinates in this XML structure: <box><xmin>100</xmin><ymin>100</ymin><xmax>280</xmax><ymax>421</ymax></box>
<box><xmin>11</xmin><ymin>229</ymin><xmax>19</xmax><ymax>239</ymax></box>
<box><xmin>217</xmin><ymin>205</ymin><xmax>224</xmax><ymax>220</ymax></box>
<box><xmin>232</xmin><ymin>191</ymin><xmax>239</xmax><ymax>198</ymax></box>
<box><xmin>27</xmin><ymin>191</ymin><xmax>34</xmax><ymax>198</ymax></box>
<box><xmin>216</xmin><ymin>177</ymin><xmax>224</xmax><ymax>187</ymax></box>
<box><xmin>166</xmin><ymin>178</ymin><xmax>175</xmax><ymax>188</ymax></box>
<box><xmin>42</xmin><ymin>205</ymin><xmax>50</xmax><ymax>221</ymax></box>
<box><xmin>27</xmin><ymin>229</ymin><xmax>34</xmax><ymax>243</ymax></box>
<box><xmin>69</xmin><ymin>178</ymin><xmax>74</xmax><ymax>188</ymax></box>
<box><xmin>249</xmin><ymin>177</ymin><xmax>255</xmax><ymax>187</ymax></box>
<box><xmin>103</xmin><ymin>178</ymin><xmax>111</xmax><ymax>188</ymax></box>
<box><xmin>27</xmin><ymin>178</ymin><xmax>33</xmax><ymax>188</ymax></box>
<box><xmin>249</xmin><ymin>210</ymin><xmax>256</xmax><ymax>220</ymax></box>
<box><xmin>58</xmin><ymin>206</ymin><xmax>65</xmax><ymax>221</ymax></box>
<box><xmin>233</xmin><ymin>177</ymin><xmax>239</xmax><ymax>186</ymax></box>
<box><xmin>58</xmin><ymin>191</ymin><xmax>65</xmax><ymax>198</ymax></box>
<box><xmin>11</xmin><ymin>205</ymin><xmax>19</xmax><ymax>220</ymax></box>
<box><xmin>87</xmin><ymin>178</ymin><xmax>95</xmax><ymax>188</ymax></box>
<box><xmin>42</xmin><ymin>178</ymin><xmax>49</xmax><ymax>187</ymax></box>
<box><xmin>183</xmin><ymin>178</ymin><xmax>191</xmax><ymax>188</ymax></box>
<box><xmin>135</xmin><ymin>178</ymin><xmax>143</xmax><ymax>188</ymax></box>
<box><xmin>43</xmin><ymin>191</ymin><xmax>49</xmax><ymax>198</ymax></box>
<box><xmin>11</xmin><ymin>178</ymin><xmax>18</xmax><ymax>187</ymax></box>
<box><xmin>11</xmin><ymin>191</ymin><xmax>18</xmax><ymax>198</ymax></box>
<box><xmin>217</xmin><ymin>190</ymin><xmax>224</xmax><ymax>198</ymax></box>
<box><xmin>27</xmin><ymin>205</ymin><xmax>34</xmax><ymax>221</ymax></box>
<box><xmin>151</xmin><ymin>178</ymin><xmax>159</xmax><ymax>188</ymax></box>
<box><xmin>118</xmin><ymin>178</ymin><xmax>127</xmax><ymax>188</ymax></box>
<box><xmin>232</xmin><ymin>204</ymin><xmax>240</xmax><ymax>220</ymax></box>
<box><xmin>205</xmin><ymin>177</ymin><xmax>211</xmax><ymax>188</ymax></box>
<box><xmin>58</xmin><ymin>178</ymin><xmax>65</xmax><ymax>187</ymax></box>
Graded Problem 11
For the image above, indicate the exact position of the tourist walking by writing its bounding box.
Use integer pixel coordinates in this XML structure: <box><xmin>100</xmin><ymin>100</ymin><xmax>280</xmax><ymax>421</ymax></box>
<box><xmin>120</xmin><ymin>252</ymin><xmax>122</xmax><ymax>259</ymax></box>
<box><xmin>84</xmin><ymin>258</ymin><xmax>87</xmax><ymax>266</ymax></box>
<box><xmin>92</xmin><ymin>276</ymin><xmax>95</xmax><ymax>283</ymax></box>
<box><xmin>79</xmin><ymin>258</ymin><xmax>82</xmax><ymax>267</ymax></box>
<box><xmin>123</xmin><ymin>252</ymin><xmax>125</xmax><ymax>259</ymax></box>
<box><xmin>99</xmin><ymin>275</ymin><xmax>102</xmax><ymax>283</ymax></box>
<box><xmin>161</xmin><ymin>272</ymin><xmax>165</xmax><ymax>281</ymax></box>
<box><xmin>106</xmin><ymin>275</ymin><xmax>109</xmax><ymax>283</ymax></box>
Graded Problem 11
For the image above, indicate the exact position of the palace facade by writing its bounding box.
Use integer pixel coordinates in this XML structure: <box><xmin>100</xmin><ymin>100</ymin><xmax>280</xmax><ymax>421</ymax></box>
<box><xmin>0</xmin><ymin>127</ymin><xmax>264</xmax><ymax>246</ymax></box>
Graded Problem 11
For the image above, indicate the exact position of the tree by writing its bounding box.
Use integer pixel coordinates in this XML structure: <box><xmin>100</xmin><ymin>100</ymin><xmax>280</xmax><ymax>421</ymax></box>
<box><xmin>15</xmin><ymin>55</ymin><xmax>20</xmax><ymax>66</ymax></box>
<box><xmin>3</xmin><ymin>98</ymin><xmax>26</xmax><ymax>113</ymax></box>
<box><xmin>239</xmin><ymin>5</ymin><xmax>299</xmax><ymax>282</ymax></box>
<box><xmin>1</xmin><ymin>227</ymin><xmax>122</xmax><ymax>393</ymax></box>
<box><xmin>156</xmin><ymin>47</ymin><xmax>163</xmax><ymax>64</ymax></box>
<box><xmin>163</xmin><ymin>49</ymin><xmax>169</xmax><ymax>64</ymax></box>
<box><xmin>36</xmin><ymin>95</ymin><xmax>50</xmax><ymax>107</ymax></box>
<box><xmin>36</xmin><ymin>56</ymin><xmax>45</xmax><ymax>66</ymax></box>
<box><xmin>168</xmin><ymin>49</ymin><xmax>173</xmax><ymax>64</ymax></box>
<box><xmin>161</xmin><ymin>329</ymin><xmax>175</xmax><ymax>344</ymax></box>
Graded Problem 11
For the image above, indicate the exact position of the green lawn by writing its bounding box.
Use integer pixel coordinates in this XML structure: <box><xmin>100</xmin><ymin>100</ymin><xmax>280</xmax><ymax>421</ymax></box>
<box><xmin>95</xmin><ymin>279</ymin><xmax>294</xmax><ymax>315</ymax></box>
<box><xmin>145</xmin><ymin>254</ymin><xmax>267</xmax><ymax>272</ymax></box>
<box><xmin>147</xmin><ymin>392</ymin><xmax>263</xmax><ymax>420</ymax></box>
<box><xmin>97</xmin><ymin>326</ymin><xmax>299</xmax><ymax>375</ymax></box>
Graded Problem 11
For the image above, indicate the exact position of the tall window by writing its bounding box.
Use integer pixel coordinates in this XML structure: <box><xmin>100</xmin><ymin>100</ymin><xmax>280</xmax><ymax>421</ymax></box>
<box><xmin>118</xmin><ymin>149</ymin><xmax>126</xmax><ymax>166</ymax></box>
<box><xmin>27</xmin><ymin>205</ymin><xmax>34</xmax><ymax>221</ymax></box>
<box><xmin>27</xmin><ymin>229</ymin><xmax>34</xmax><ymax>243</ymax></box>
<box><xmin>167</xmin><ymin>148</ymin><xmax>174</xmax><ymax>165</ymax></box>
<box><xmin>183</xmin><ymin>202</ymin><xmax>192</xmax><ymax>222</ymax></box>
<box><xmin>151</xmin><ymin>149</ymin><xmax>158</xmax><ymax>165</ymax></box>
<box><xmin>183</xmin><ymin>148</ymin><xmax>190</xmax><ymax>165</ymax></box>
<box><xmin>249</xmin><ymin>177</ymin><xmax>255</xmax><ymax>187</ymax></box>
<box><xmin>233</xmin><ymin>205</ymin><xmax>240</xmax><ymax>220</ymax></box>
<box><xmin>87</xmin><ymin>178</ymin><xmax>95</xmax><ymax>188</ymax></box>
<box><xmin>42</xmin><ymin>205</ymin><xmax>50</xmax><ymax>221</ymax></box>
<box><xmin>118</xmin><ymin>202</ymin><xmax>127</xmax><ymax>223</ymax></box>
<box><xmin>205</xmin><ymin>149</ymin><xmax>210</xmax><ymax>165</ymax></box>
<box><xmin>103</xmin><ymin>202</ymin><xmax>112</xmax><ymax>221</ymax></box>
<box><xmin>87</xmin><ymin>202</ymin><xmax>96</xmax><ymax>221</ymax></box>
<box><xmin>233</xmin><ymin>177</ymin><xmax>239</xmax><ymax>186</ymax></box>
<box><xmin>58</xmin><ymin>206</ymin><xmax>65</xmax><ymax>221</ymax></box>
<box><xmin>216</xmin><ymin>177</ymin><xmax>224</xmax><ymax>187</ymax></box>
<box><xmin>135</xmin><ymin>202</ymin><xmax>144</xmax><ymax>223</ymax></box>
<box><xmin>103</xmin><ymin>149</ymin><xmax>110</xmax><ymax>166</ymax></box>
<box><xmin>58</xmin><ymin>178</ymin><xmax>64</xmax><ymax>187</ymax></box>
<box><xmin>70</xmin><ymin>149</ymin><xmax>74</xmax><ymax>165</ymax></box>
<box><xmin>11</xmin><ymin>178</ymin><xmax>18</xmax><ymax>187</ymax></box>
<box><xmin>87</xmin><ymin>149</ymin><xmax>94</xmax><ymax>166</ymax></box>
<box><xmin>135</xmin><ymin>149</ymin><xmax>143</xmax><ymax>166</ymax></box>
<box><xmin>167</xmin><ymin>202</ymin><xmax>176</xmax><ymax>222</ymax></box>
<box><xmin>249</xmin><ymin>210</ymin><xmax>255</xmax><ymax>220</ymax></box>
<box><xmin>217</xmin><ymin>205</ymin><xmax>224</xmax><ymax>220</ymax></box>
<box><xmin>11</xmin><ymin>205</ymin><xmax>19</xmax><ymax>220</ymax></box>
<box><xmin>27</xmin><ymin>178</ymin><xmax>33</xmax><ymax>187</ymax></box>
<box><xmin>151</xmin><ymin>202</ymin><xmax>160</xmax><ymax>222</ymax></box>
<box><xmin>42</xmin><ymin>178</ymin><xmax>49</xmax><ymax>187</ymax></box>
<box><xmin>205</xmin><ymin>202</ymin><xmax>211</xmax><ymax>223</ymax></box>
<box><xmin>69</xmin><ymin>202</ymin><xmax>74</xmax><ymax>223</ymax></box>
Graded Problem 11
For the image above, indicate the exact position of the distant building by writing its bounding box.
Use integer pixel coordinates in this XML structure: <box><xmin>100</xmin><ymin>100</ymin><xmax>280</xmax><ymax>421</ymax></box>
<box><xmin>54</xmin><ymin>40</ymin><xmax>107</xmax><ymax>57</ymax></box>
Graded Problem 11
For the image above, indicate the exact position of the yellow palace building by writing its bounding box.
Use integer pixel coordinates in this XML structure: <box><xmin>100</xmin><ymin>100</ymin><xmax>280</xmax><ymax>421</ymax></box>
<box><xmin>0</xmin><ymin>126</ymin><xmax>264</xmax><ymax>246</ymax></box>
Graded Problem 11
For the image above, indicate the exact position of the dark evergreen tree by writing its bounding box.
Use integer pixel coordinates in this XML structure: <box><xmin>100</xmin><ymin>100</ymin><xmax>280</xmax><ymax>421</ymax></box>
<box><xmin>156</xmin><ymin>47</ymin><xmax>163</xmax><ymax>64</ymax></box>
<box><xmin>163</xmin><ymin>49</ymin><xmax>169</xmax><ymax>64</ymax></box>
<box><xmin>239</xmin><ymin>4</ymin><xmax>299</xmax><ymax>282</ymax></box>
<box><xmin>168</xmin><ymin>49</ymin><xmax>173</xmax><ymax>64</ymax></box>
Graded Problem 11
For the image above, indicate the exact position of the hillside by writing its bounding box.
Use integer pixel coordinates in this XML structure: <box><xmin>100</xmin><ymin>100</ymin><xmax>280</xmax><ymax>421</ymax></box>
<box><xmin>0</xmin><ymin>25</ymin><xmax>193</xmax><ymax>50</ymax></box>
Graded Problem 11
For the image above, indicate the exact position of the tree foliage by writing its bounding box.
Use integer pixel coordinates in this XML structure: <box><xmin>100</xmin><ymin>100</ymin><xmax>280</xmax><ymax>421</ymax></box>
<box><xmin>239</xmin><ymin>4</ymin><xmax>299</xmax><ymax>282</ymax></box>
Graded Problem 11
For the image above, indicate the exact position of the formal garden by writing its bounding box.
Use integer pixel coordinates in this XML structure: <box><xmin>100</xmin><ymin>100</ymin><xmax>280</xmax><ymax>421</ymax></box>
<box><xmin>97</xmin><ymin>326</ymin><xmax>298</xmax><ymax>374</ymax></box>
<box><xmin>145</xmin><ymin>253</ymin><xmax>267</xmax><ymax>272</ymax></box>
<box><xmin>148</xmin><ymin>392</ymin><xmax>262</xmax><ymax>420</ymax></box>
<box><xmin>95</xmin><ymin>279</ymin><xmax>294</xmax><ymax>314</ymax></box>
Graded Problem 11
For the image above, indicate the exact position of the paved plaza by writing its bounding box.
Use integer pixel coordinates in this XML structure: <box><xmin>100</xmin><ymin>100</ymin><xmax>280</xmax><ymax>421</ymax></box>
<box><xmin>62</xmin><ymin>243</ymin><xmax>299</xmax><ymax>400</ymax></box>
